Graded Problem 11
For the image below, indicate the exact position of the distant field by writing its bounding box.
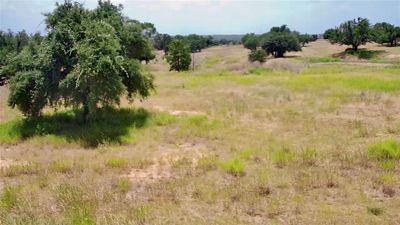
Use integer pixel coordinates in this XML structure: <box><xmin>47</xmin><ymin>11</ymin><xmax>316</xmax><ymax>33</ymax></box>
<box><xmin>1</xmin><ymin>40</ymin><xmax>400</xmax><ymax>224</ymax></box>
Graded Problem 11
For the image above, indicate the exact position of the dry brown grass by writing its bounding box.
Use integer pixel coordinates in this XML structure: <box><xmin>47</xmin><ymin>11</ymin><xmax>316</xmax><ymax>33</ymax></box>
<box><xmin>1</xmin><ymin>41</ymin><xmax>400</xmax><ymax>224</ymax></box>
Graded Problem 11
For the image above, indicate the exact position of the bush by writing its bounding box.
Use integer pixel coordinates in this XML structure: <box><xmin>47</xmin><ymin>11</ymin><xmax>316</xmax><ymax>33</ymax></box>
<box><xmin>367</xmin><ymin>139</ymin><xmax>400</xmax><ymax>160</ymax></box>
<box><xmin>248</xmin><ymin>49</ymin><xmax>267</xmax><ymax>63</ymax></box>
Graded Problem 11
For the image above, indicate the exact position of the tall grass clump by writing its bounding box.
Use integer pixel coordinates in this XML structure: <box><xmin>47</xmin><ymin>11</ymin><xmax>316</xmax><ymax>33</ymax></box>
<box><xmin>219</xmin><ymin>158</ymin><xmax>245</xmax><ymax>176</ymax></box>
<box><xmin>367</xmin><ymin>139</ymin><xmax>400</xmax><ymax>160</ymax></box>
<box><xmin>271</xmin><ymin>148</ymin><xmax>295</xmax><ymax>167</ymax></box>
<box><xmin>0</xmin><ymin>186</ymin><xmax>21</xmax><ymax>210</ymax></box>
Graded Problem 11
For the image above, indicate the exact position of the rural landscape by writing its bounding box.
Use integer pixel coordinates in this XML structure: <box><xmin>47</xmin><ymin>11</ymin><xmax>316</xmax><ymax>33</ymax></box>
<box><xmin>0</xmin><ymin>0</ymin><xmax>400</xmax><ymax>224</ymax></box>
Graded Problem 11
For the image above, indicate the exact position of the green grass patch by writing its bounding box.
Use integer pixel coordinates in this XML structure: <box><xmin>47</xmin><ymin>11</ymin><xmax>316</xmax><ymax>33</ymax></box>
<box><xmin>367</xmin><ymin>139</ymin><xmax>400</xmax><ymax>160</ymax></box>
<box><xmin>151</xmin><ymin>112</ymin><xmax>177</xmax><ymax>126</ymax></box>
<box><xmin>275</xmin><ymin>73</ymin><xmax>400</xmax><ymax>93</ymax></box>
<box><xmin>0</xmin><ymin>107</ymin><xmax>150</xmax><ymax>147</ymax></box>
<box><xmin>247</xmin><ymin>67</ymin><xmax>273</xmax><ymax>75</ymax></box>
<box><xmin>219</xmin><ymin>158</ymin><xmax>245</xmax><ymax>176</ymax></box>
<box><xmin>0</xmin><ymin>185</ymin><xmax>21</xmax><ymax>210</ymax></box>
<box><xmin>54</xmin><ymin>184</ymin><xmax>95</xmax><ymax>225</ymax></box>
<box><xmin>49</xmin><ymin>160</ymin><xmax>73</xmax><ymax>174</ymax></box>
<box><xmin>302</xmin><ymin>57</ymin><xmax>342</xmax><ymax>63</ymax></box>
<box><xmin>106</xmin><ymin>157</ymin><xmax>128</xmax><ymax>168</ymax></box>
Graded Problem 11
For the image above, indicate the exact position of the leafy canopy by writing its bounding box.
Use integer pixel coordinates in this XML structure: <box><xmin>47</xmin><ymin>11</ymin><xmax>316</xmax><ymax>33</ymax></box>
<box><xmin>325</xmin><ymin>17</ymin><xmax>371</xmax><ymax>51</ymax></box>
<box><xmin>372</xmin><ymin>22</ymin><xmax>400</xmax><ymax>47</ymax></box>
<box><xmin>166</xmin><ymin>39</ymin><xmax>191</xmax><ymax>71</ymax></box>
<box><xmin>7</xmin><ymin>0</ymin><xmax>154</xmax><ymax>121</ymax></box>
<box><xmin>260</xmin><ymin>25</ymin><xmax>302</xmax><ymax>57</ymax></box>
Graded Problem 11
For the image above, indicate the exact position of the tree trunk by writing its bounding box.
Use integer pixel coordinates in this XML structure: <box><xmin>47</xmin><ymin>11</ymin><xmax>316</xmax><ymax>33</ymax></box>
<box><xmin>352</xmin><ymin>44</ymin><xmax>358</xmax><ymax>51</ymax></box>
<box><xmin>82</xmin><ymin>97</ymin><xmax>90</xmax><ymax>124</ymax></box>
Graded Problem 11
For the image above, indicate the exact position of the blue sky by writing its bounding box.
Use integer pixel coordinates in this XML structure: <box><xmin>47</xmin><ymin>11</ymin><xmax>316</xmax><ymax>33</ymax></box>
<box><xmin>1</xmin><ymin>0</ymin><xmax>399</xmax><ymax>35</ymax></box>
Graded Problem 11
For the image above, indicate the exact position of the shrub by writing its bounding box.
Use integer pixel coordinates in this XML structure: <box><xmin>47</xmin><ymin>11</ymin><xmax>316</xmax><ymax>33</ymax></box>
<box><xmin>248</xmin><ymin>49</ymin><xmax>267</xmax><ymax>63</ymax></box>
<box><xmin>219</xmin><ymin>158</ymin><xmax>245</xmax><ymax>176</ymax></box>
<box><xmin>367</xmin><ymin>139</ymin><xmax>400</xmax><ymax>160</ymax></box>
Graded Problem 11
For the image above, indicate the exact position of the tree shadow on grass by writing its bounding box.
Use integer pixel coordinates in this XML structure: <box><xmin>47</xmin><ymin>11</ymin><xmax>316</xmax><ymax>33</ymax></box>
<box><xmin>333</xmin><ymin>48</ymin><xmax>386</xmax><ymax>59</ymax></box>
<box><xmin>13</xmin><ymin>107</ymin><xmax>150</xmax><ymax>148</ymax></box>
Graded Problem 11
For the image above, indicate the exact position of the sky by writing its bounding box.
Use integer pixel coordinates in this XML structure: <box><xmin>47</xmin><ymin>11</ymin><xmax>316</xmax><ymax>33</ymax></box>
<box><xmin>0</xmin><ymin>0</ymin><xmax>399</xmax><ymax>35</ymax></box>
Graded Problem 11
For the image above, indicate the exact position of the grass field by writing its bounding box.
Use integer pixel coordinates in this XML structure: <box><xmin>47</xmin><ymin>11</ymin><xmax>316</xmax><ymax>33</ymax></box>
<box><xmin>1</xmin><ymin>40</ymin><xmax>400</xmax><ymax>224</ymax></box>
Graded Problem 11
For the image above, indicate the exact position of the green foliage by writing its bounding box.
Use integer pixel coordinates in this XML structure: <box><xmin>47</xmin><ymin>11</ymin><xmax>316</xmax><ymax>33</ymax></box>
<box><xmin>153</xmin><ymin>33</ymin><xmax>172</xmax><ymax>53</ymax></box>
<box><xmin>260</xmin><ymin>25</ymin><xmax>301</xmax><ymax>57</ymax></box>
<box><xmin>166</xmin><ymin>39</ymin><xmax>191</xmax><ymax>71</ymax></box>
<box><xmin>8</xmin><ymin>70</ymin><xmax>47</xmax><ymax>116</ymax></box>
<box><xmin>248</xmin><ymin>49</ymin><xmax>267</xmax><ymax>63</ymax></box>
<box><xmin>367</xmin><ymin>139</ymin><xmax>400</xmax><ymax>160</ymax></box>
<box><xmin>296</xmin><ymin>33</ymin><xmax>316</xmax><ymax>46</ymax></box>
<box><xmin>372</xmin><ymin>22</ymin><xmax>400</xmax><ymax>46</ymax></box>
<box><xmin>0</xmin><ymin>107</ymin><xmax>150</xmax><ymax>147</ymax></box>
<box><xmin>219</xmin><ymin>158</ymin><xmax>245</xmax><ymax>176</ymax></box>
<box><xmin>7</xmin><ymin>1</ymin><xmax>155</xmax><ymax>120</ymax></box>
<box><xmin>242</xmin><ymin>33</ymin><xmax>259</xmax><ymax>50</ymax></box>
<box><xmin>326</xmin><ymin>17</ymin><xmax>371</xmax><ymax>51</ymax></box>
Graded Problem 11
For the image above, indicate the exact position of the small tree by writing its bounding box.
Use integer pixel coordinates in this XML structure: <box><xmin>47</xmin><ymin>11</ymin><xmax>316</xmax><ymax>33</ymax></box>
<box><xmin>166</xmin><ymin>39</ymin><xmax>191</xmax><ymax>71</ymax></box>
<box><xmin>242</xmin><ymin>33</ymin><xmax>259</xmax><ymax>50</ymax></box>
<box><xmin>326</xmin><ymin>18</ymin><xmax>371</xmax><ymax>51</ymax></box>
<box><xmin>372</xmin><ymin>22</ymin><xmax>400</xmax><ymax>46</ymax></box>
<box><xmin>260</xmin><ymin>25</ymin><xmax>301</xmax><ymax>57</ymax></box>
<box><xmin>248</xmin><ymin>49</ymin><xmax>267</xmax><ymax>63</ymax></box>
